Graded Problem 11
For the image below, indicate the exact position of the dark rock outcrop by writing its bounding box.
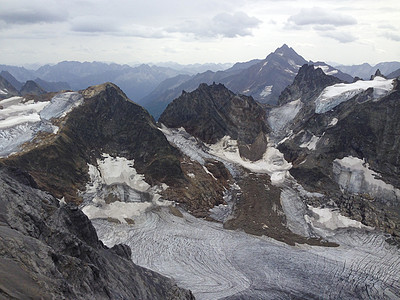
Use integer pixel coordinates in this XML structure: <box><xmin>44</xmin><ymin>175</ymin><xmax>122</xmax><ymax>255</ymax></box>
<box><xmin>0</xmin><ymin>166</ymin><xmax>194</xmax><ymax>299</ymax></box>
<box><xmin>370</xmin><ymin>69</ymin><xmax>385</xmax><ymax>80</ymax></box>
<box><xmin>159</xmin><ymin>83</ymin><xmax>269</xmax><ymax>160</ymax></box>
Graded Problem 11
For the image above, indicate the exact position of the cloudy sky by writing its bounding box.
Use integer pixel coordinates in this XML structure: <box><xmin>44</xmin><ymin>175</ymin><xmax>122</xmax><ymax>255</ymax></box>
<box><xmin>0</xmin><ymin>0</ymin><xmax>399</xmax><ymax>67</ymax></box>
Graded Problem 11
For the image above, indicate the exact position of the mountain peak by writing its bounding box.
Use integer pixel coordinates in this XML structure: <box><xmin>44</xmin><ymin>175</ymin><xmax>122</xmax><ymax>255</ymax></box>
<box><xmin>81</xmin><ymin>82</ymin><xmax>126</xmax><ymax>99</ymax></box>
<box><xmin>20</xmin><ymin>80</ymin><xmax>46</xmax><ymax>96</ymax></box>
<box><xmin>273</xmin><ymin>44</ymin><xmax>294</xmax><ymax>57</ymax></box>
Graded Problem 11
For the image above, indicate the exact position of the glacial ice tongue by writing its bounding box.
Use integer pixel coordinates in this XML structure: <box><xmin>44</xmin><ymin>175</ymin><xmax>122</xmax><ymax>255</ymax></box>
<box><xmin>315</xmin><ymin>77</ymin><xmax>394</xmax><ymax>114</ymax></box>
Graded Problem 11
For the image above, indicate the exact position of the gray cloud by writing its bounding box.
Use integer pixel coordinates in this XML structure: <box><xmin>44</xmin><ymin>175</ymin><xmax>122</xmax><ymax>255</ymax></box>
<box><xmin>288</xmin><ymin>7</ymin><xmax>357</xmax><ymax>27</ymax></box>
<box><xmin>167</xmin><ymin>12</ymin><xmax>261</xmax><ymax>38</ymax></box>
<box><xmin>71</xmin><ymin>17</ymin><xmax>120</xmax><ymax>33</ymax></box>
<box><xmin>320</xmin><ymin>30</ymin><xmax>357</xmax><ymax>43</ymax></box>
<box><xmin>0</xmin><ymin>4</ymin><xmax>67</xmax><ymax>25</ymax></box>
<box><xmin>383</xmin><ymin>32</ymin><xmax>400</xmax><ymax>42</ymax></box>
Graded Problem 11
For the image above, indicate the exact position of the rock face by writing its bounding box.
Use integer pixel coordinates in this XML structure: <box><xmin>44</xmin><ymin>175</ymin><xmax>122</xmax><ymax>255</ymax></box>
<box><xmin>0</xmin><ymin>167</ymin><xmax>194</xmax><ymax>299</ymax></box>
<box><xmin>159</xmin><ymin>83</ymin><xmax>269</xmax><ymax>160</ymax></box>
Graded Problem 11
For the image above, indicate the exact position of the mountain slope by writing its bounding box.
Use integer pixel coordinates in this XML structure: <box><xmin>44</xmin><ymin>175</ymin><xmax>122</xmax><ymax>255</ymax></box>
<box><xmin>0</xmin><ymin>74</ymin><xmax>20</xmax><ymax>99</ymax></box>
<box><xmin>0</xmin><ymin>70</ymin><xmax>23</xmax><ymax>90</ymax></box>
<box><xmin>1</xmin><ymin>83</ymin><xmax>183</xmax><ymax>204</ymax></box>
<box><xmin>273</xmin><ymin>67</ymin><xmax>400</xmax><ymax>237</ymax></box>
<box><xmin>35</xmin><ymin>61</ymin><xmax>183</xmax><ymax>101</ymax></box>
<box><xmin>388</xmin><ymin>68</ymin><xmax>400</xmax><ymax>79</ymax></box>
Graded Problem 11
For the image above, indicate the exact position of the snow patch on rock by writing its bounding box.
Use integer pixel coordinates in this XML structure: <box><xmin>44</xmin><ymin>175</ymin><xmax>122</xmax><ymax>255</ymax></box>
<box><xmin>300</xmin><ymin>134</ymin><xmax>320</xmax><ymax>150</ymax></box>
<box><xmin>209</xmin><ymin>136</ymin><xmax>292</xmax><ymax>185</ymax></box>
<box><xmin>260</xmin><ymin>85</ymin><xmax>273</xmax><ymax>97</ymax></box>
<box><xmin>81</xmin><ymin>153</ymin><xmax>172</xmax><ymax>224</ymax></box>
<box><xmin>306</xmin><ymin>206</ymin><xmax>369</xmax><ymax>231</ymax></box>
<box><xmin>328</xmin><ymin>118</ymin><xmax>338</xmax><ymax>126</ymax></box>
<box><xmin>268</xmin><ymin>99</ymin><xmax>302</xmax><ymax>134</ymax></box>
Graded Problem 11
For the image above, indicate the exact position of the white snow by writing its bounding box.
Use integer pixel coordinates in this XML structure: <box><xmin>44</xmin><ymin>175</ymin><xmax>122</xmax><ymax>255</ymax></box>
<box><xmin>313</xmin><ymin>65</ymin><xmax>338</xmax><ymax>76</ymax></box>
<box><xmin>82</xmin><ymin>201</ymin><xmax>152</xmax><ymax>223</ymax></box>
<box><xmin>284</xmin><ymin>68</ymin><xmax>295</xmax><ymax>74</ymax></box>
<box><xmin>97</xmin><ymin>154</ymin><xmax>150</xmax><ymax>192</ymax></box>
<box><xmin>209</xmin><ymin>136</ymin><xmax>292</xmax><ymax>185</ymax></box>
<box><xmin>81</xmin><ymin>153</ymin><xmax>172</xmax><ymax>224</ymax></box>
<box><xmin>268</xmin><ymin>99</ymin><xmax>302</xmax><ymax>134</ymax></box>
<box><xmin>315</xmin><ymin>77</ymin><xmax>394</xmax><ymax>114</ymax></box>
<box><xmin>328</xmin><ymin>118</ymin><xmax>338</xmax><ymax>126</ymax></box>
<box><xmin>187</xmin><ymin>173</ymin><xmax>196</xmax><ymax>178</ymax></box>
<box><xmin>257</xmin><ymin>61</ymin><xmax>268</xmax><ymax>74</ymax></box>
<box><xmin>306</xmin><ymin>206</ymin><xmax>368</xmax><ymax>231</ymax></box>
<box><xmin>333</xmin><ymin>156</ymin><xmax>400</xmax><ymax>202</ymax></box>
<box><xmin>203</xmin><ymin>166</ymin><xmax>217</xmax><ymax>180</ymax></box>
<box><xmin>0</xmin><ymin>100</ymin><xmax>48</xmax><ymax>129</ymax></box>
<box><xmin>0</xmin><ymin>89</ymin><xmax>7</xmax><ymax>95</ymax></box>
<box><xmin>0</xmin><ymin>92</ymin><xmax>83</xmax><ymax>157</ymax></box>
<box><xmin>299</xmin><ymin>134</ymin><xmax>320</xmax><ymax>150</ymax></box>
<box><xmin>260</xmin><ymin>85</ymin><xmax>273</xmax><ymax>97</ymax></box>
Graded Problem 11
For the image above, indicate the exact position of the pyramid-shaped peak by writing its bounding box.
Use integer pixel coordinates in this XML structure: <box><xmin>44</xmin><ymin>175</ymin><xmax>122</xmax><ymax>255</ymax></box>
<box><xmin>274</xmin><ymin>44</ymin><xmax>293</xmax><ymax>55</ymax></box>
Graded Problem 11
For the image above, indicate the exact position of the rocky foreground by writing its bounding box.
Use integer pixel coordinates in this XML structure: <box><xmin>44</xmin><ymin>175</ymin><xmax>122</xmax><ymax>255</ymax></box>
<box><xmin>0</xmin><ymin>167</ymin><xmax>194</xmax><ymax>299</ymax></box>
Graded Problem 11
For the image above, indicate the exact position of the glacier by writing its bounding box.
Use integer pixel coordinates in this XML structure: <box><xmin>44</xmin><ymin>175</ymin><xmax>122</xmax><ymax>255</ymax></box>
<box><xmin>80</xmin><ymin>128</ymin><xmax>400</xmax><ymax>299</ymax></box>
<box><xmin>315</xmin><ymin>76</ymin><xmax>394</xmax><ymax>114</ymax></box>
<box><xmin>0</xmin><ymin>92</ymin><xmax>83</xmax><ymax>157</ymax></box>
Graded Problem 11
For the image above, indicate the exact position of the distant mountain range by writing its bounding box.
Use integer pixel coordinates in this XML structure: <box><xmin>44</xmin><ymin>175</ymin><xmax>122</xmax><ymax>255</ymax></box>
<box><xmin>140</xmin><ymin>44</ymin><xmax>354</xmax><ymax>119</ymax></box>
<box><xmin>335</xmin><ymin>62</ymin><xmax>400</xmax><ymax>79</ymax></box>
<box><xmin>1</xmin><ymin>47</ymin><xmax>399</xmax><ymax>118</ymax></box>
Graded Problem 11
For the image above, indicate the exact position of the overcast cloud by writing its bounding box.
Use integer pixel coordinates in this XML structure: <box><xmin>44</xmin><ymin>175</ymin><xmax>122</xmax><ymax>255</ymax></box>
<box><xmin>0</xmin><ymin>0</ymin><xmax>398</xmax><ymax>66</ymax></box>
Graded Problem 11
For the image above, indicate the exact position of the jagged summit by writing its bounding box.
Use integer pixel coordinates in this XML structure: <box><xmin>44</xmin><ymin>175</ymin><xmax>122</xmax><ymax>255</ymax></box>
<box><xmin>160</xmin><ymin>82</ymin><xmax>269</xmax><ymax>160</ymax></box>
<box><xmin>278</xmin><ymin>64</ymin><xmax>343</xmax><ymax>105</ymax></box>
<box><xmin>370</xmin><ymin>68</ymin><xmax>385</xmax><ymax>80</ymax></box>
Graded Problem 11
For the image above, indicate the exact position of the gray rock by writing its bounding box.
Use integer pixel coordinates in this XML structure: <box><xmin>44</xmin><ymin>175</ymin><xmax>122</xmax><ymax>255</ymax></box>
<box><xmin>0</xmin><ymin>167</ymin><xmax>195</xmax><ymax>300</ymax></box>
